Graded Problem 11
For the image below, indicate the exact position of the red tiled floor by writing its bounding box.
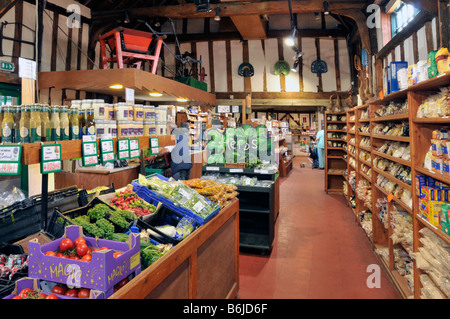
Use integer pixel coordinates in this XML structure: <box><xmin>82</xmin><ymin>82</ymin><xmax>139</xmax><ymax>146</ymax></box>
<box><xmin>237</xmin><ymin>157</ymin><xmax>402</xmax><ymax>299</ymax></box>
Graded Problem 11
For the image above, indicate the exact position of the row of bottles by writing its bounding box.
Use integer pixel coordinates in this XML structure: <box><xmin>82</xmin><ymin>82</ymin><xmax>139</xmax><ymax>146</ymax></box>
<box><xmin>0</xmin><ymin>104</ymin><xmax>95</xmax><ymax>143</ymax></box>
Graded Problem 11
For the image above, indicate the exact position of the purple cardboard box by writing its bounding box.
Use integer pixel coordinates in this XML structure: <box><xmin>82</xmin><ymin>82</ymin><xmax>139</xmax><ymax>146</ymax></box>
<box><xmin>27</xmin><ymin>225</ymin><xmax>141</xmax><ymax>296</ymax></box>
<box><xmin>2</xmin><ymin>277</ymin><xmax>105</xmax><ymax>299</ymax></box>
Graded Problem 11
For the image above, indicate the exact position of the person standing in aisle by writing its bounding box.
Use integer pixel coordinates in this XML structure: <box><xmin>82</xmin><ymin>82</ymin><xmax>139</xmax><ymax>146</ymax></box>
<box><xmin>316</xmin><ymin>128</ymin><xmax>325</xmax><ymax>169</ymax></box>
<box><xmin>170</xmin><ymin>127</ymin><xmax>193</xmax><ymax>180</ymax></box>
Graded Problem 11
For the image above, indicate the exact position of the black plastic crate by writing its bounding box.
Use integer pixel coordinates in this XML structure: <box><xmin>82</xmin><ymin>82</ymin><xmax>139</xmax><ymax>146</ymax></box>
<box><xmin>0</xmin><ymin>243</ymin><xmax>29</xmax><ymax>299</ymax></box>
<box><xmin>78</xmin><ymin>183</ymin><xmax>115</xmax><ymax>207</ymax></box>
<box><xmin>0</xmin><ymin>198</ymin><xmax>41</xmax><ymax>244</ymax></box>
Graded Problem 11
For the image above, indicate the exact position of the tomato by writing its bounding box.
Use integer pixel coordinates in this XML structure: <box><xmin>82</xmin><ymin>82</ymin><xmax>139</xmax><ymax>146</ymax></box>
<box><xmin>19</xmin><ymin>288</ymin><xmax>32</xmax><ymax>298</ymax></box>
<box><xmin>74</xmin><ymin>237</ymin><xmax>86</xmax><ymax>246</ymax></box>
<box><xmin>78</xmin><ymin>288</ymin><xmax>90</xmax><ymax>299</ymax></box>
<box><xmin>59</xmin><ymin>238</ymin><xmax>73</xmax><ymax>252</ymax></box>
<box><xmin>93</xmin><ymin>247</ymin><xmax>109</xmax><ymax>253</ymax></box>
<box><xmin>76</xmin><ymin>243</ymin><xmax>90</xmax><ymax>257</ymax></box>
<box><xmin>117</xmin><ymin>277</ymin><xmax>129</xmax><ymax>288</ymax></box>
<box><xmin>12</xmin><ymin>295</ymin><xmax>22</xmax><ymax>299</ymax></box>
<box><xmin>81</xmin><ymin>254</ymin><xmax>92</xmax><ymax>262</ymax></box>
<box><xmin>69</xmin><ymin>256</ymin><xmax>80</xmax><ymax>260</ymax></box>
<box><xmin>56</xmin><ymin>252</ymin><xmax>64</xmax><ymax>257</ymax></box>
<box><xmin>52</xmin><ymin>285</ymin><xmax>68</xmax><ymax>295</ymax></box>
<box><xmin>65</xmin><ymin>289</ymin><xmax>79</xmax><ymax>298</ymax></box>
<box><xmin>113</xmin><ymin>251</ymin><xmax>123</xmax><ymax>258</ymax></box>
<box><xmin>45</xmin><ymin>294</ymin><xmax>58</xmax><ymax>299</ymax></box>
<box><xmin>38</xmin><ymin>292</ymin><xmax>47</xmax><ymax>299</ymax></box>
<box><xmin>45</xmin><ymin>251</ymin><xmax>56</xmax><ymax>256</ymax></box>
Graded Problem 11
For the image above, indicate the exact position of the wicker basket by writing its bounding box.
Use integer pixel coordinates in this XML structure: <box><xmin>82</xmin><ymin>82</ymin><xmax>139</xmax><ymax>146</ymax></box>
<box><xmin>224</xmin><ymin>162</ymin><xmax>246</xmax><ymax>169</ymax></box>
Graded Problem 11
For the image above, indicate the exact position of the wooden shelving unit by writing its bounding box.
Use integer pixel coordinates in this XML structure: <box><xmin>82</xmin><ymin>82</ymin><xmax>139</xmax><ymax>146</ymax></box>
<box><xmin>279</xmin><ymin>138</ymin><xmax>293</xmax><ymax>177</ymax></box>
<box><xmin>324</xmin><ymin>112</ymin><xmax>348</xmax><ymax>194</ymax></box>
<box><xmin>342</xmin><ymin>72</ymin><xmax>450</xmax><ymax>299</ymax></box>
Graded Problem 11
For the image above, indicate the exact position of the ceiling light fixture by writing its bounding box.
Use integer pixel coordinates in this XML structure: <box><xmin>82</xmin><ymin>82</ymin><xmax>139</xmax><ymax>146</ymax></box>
<box><xmin>177</xmin><ymin>97</ymin><xmax>188</xmax><ymax>102</ymax></box>
<box><xmin>124</xmin><ymin>11</ymin><xmax>130</xmax><ymax>24</ymax></box>
<box><xmin>214</xmin><ymin>7</ymin><xmax>221</xmax><ymax>22</ymax></box>
<box><xmin>109</xmin><ymin>84</ymin><xmax>123</xmax><ymax>89</ymax></box>
<box><xmin>291</xmin><ymin>60</ymin><xmax>299</xmax><ymax>72</ymax></box>
<box><xmin>285</xmin><ymin>28</ymin><xmax>297</xmax><ymax>47</ymax></box>
<box><xmin>149</xmin><ymin>91</ymin><xmax>163</xmax><ymax>97</ymax></box>
<box><xmin>323</xmin><ymin>1</ymin><xmax>330</xmax><ymax>15</ymax></box>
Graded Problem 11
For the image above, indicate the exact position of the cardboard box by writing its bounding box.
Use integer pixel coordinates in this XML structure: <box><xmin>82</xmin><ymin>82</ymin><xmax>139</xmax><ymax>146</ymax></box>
<box><xmin>27</xmin><ymin>225</ymin><xmax>141</xmax><ymax>296</ymax></box>
<box><xmin>3</xmin><ymin>277</ymin><xmax>105</xmax><ymax>299</ymax></box>
<box><xmin>14</xmin><ymin>231</ymin><xmax>53</xmax><ymax>254</ymax></box>
<box><xmin>389</xmin><ymin>62</ymin><xmax>408</xmax><ymax>93</ymax></box>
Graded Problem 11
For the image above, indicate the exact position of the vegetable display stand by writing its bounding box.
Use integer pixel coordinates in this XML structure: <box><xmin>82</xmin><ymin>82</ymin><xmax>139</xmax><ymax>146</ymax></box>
<box><xmin>109</xmin><ymin>198</ymin><xmax>240</xmax><ymax>299</ymax></box>
<box><xmin>202</xmin><ymin>165</ymin><xmax>279</xmax><ymax>253</ymax></box>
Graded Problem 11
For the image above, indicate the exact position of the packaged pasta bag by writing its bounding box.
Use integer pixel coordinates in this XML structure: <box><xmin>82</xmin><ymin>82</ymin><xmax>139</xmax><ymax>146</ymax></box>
<box><xmin>435</xmin><ymin>47</ymin><xmax>449</xmax><ymax>75</ymax></box>
<box><xmin>428</xmin><ymin>50</ymin><xmax>439</xmax><ymax>78</ymax></box>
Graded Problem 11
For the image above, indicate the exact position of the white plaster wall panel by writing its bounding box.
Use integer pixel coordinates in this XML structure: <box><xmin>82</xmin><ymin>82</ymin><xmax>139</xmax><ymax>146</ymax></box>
<box><xmin>94</xmin><ymin>41</ymin><xmax>100</xmax><ymax>69</ymax></box>
<box><xmin>70</xmin><ymin>23</ymin><xmax>79</xmax><ymax>71</ymax></box>
<box><xmin>320</xmin><ymin>39</ymin><xmax>337</xmax><ymax>92</ymax></box>
<box><xmin>187</xmin><ymin>18</ymin><xmax>204</xmax><ymax>34</ymax></box>
<box><xmin>56</xmin><ymin>15</ymin><xmax>69</xmax><ymax>71</ymax></box>
<box><xmin>395</xmin><ymin>45</ymin><xmax>401</xmax><ymax>61</ymax></box>
<box><xmin>417</xmin><ymin>25</ymin><xmax>428</xmax><ymax>62</ymax></box>
<box><xmin>264</xmin><ymin>38</ymin><xmax>281</xmax><ymax>92</ymax></box>
<box><xmin>196</xmin><ymin>42</ymin><xmax>211</xmax><ymax>91</ymax></box>
<box><xmin>432</xmin><ymin>18</ymin><xmax>438</xmax><ymax>50</ymax></box>
<box><xmin>230</xmin><ymin>40</ymin><xmax>244</xmax><ymax>92</ymax></box>
<box><xmin>403</xmin><ymin>35</ymin><xmax>414</xmax><ymax>66</ymax></box>
<box><xmin>80</xmin><ymin>23</ymin><xmax>89</xmax><ymax>70</ymax></box>
<box><xmin>213</xmin><ymin>41</ymin><xmax>227</xmax><ymax>92</ymax></box>
<box><xmin>375</xmin><ymin>9</ymin><xmax>383</xmax><ymax>52</ymax></box>
<box><xmin>283</xmin><ymin>38</ymin><xmax>299</xmax><ymax>92</ymax></box>
<box><xmin>338</xmin><ymin>39</ymin><xmax>351</xmax><ymax>92</ymax></box>
<box><xmin>301</xmin><ymin>38</ymin><xmax>318</xmax><ymax>92</ymax></box>
<box><xmin>21</xmin><ymin>2</ymin><xmax>36</xmax><ymax>61</ymax></box>
<box><xmin>164</xmin><ymin>43</ymin><xmax>176</xmax><ymax>77</ymax></box>
<box><xmin>41</xmin><ymin>10</ymin><xmax>56</xmax><ymax>71</ymax></box>
<box><xmin>0</xmin><ymin>6</ymin><xmax>15</xmax><ymax>63</ymax></box>
<box><xmin>248</xmin><ymin>40</ymin><xmax>265</xmax><ymax>92</ymax></box>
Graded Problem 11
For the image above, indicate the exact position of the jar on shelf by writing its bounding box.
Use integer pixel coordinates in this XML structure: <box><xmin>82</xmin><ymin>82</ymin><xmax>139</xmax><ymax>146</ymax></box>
<box><xmin>111</xmin><ymin>120</ymin><xmax>118</xmax><ymax>138</ymax></box>
<box><xmin>96</xmin><ymin>120</ymin><xmax>106</xmax><ymax>138</ymax></box>
<box><xmin>29</xmin><ymin>104</ymin><xmax>42</xmax><ymax>143</ymax></box>
<box><xmin>1</xmin><ymin>105</ymin><xmax>15</xmax><ymax>143</ymax></box>
<box><xmin>149</xmin><ymin>120</ymin><xmax>156</xmax><ymax>136</ymax></box>
<box><xmin>137</xmin><ymin>121</ymin><xmax>143</xmax><ymax>136</ymax></box>
<box><xmin>93</xmin><ymin>99</ymin><xmax>105</xmax><ymax>121</ymax></box>
<box><xmin>134</xmin><ymin>104</ymin><xmax>144</xmax><ymax>121</ymax></box>
<box><xmin>149</xmin><ymin>105</ymin><xmax>156</xmax><ymax>120</ymax></box>
<box><xmin>59</xmin><ymin>105</ymin><xmax>70</xmax><ymax>141</ymax></box>
<box><xmin>81</xmin><ymin>99</ymin><xmax>92</xmax><ymax>113</ymax></box>
<box><xmin>128</xmin><ymin>104</ymin><xmax>134</xmax><ymax>120</ymax></box>
<box><xmin>116</xmin><ymin>102</ymin><xmax>129</xmax><ymax>121</ymax></box>
<box><xmin>159</xmin><ymin>106</ymin><xmax>167</xmax><ymax>122</ymax></box>
<box><xmin>84</xmin><ymin>107</ymin><xmax>96</xmax><ymax>136</ymax></box>
<box><xmin>118</xmin><ymin>120</ymin><xmax>127</xmax><ymax>138</ymax></box>
<box><xmin>143</xmin><ymin>121</ymin><xmax>151</xmax><ymax>137</ymax></box>
<box><xmin>104</xmin><ymin>104</ymin><xmax>113</xmax><ymax>120</ymax></box>
<box><xmin>143</xmin><ymin>105</ymin><xmax>151</xmax><ymax>121</ymax></box>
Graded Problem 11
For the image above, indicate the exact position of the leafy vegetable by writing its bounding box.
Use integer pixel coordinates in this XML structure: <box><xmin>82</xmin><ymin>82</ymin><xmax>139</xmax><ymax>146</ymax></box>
<box><xmin>95</xmin><ymin>218</ymin><xmax>115</xmax><ymax>236</ymax></box>
<box><xmin>72</xmin><ymin>215</ymin><xmax>105</xmax><ymax>238</ymax></box>
<box><xmin>87</xmin><ymin>204</ymin><xmax>111</xmax><ymax>220</ymax></box>
<box><xmin>109</xmin><ymin>211</ymin><xmax>130</xmax><ymax>229</ymax></box>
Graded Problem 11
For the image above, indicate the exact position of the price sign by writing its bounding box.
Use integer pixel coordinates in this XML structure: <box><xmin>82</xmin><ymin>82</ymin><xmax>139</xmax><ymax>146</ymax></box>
<box><xmin>41</xmin><ymin>144</ymin><xmax>62</xmax><ymax>174</ymax></box>
<box><xmin>149</xmin><ymin>136</ymin><xmax>159</xmax><ymax>155</ymax></box>
<box><xmin>0</xmin><ymin>145</ymin><xmax>22</xmax><ymax>175</ymax></box>
<box><xmin>100</xmin><ymin>139</ymin><xmax>115</xmax><ymax>163</ymax></box>
<box><xmin>129</xmin><ymin>138</ymin><xmax>140</xmax><ymax>159</ymax></box>
<box><xmin>82</xmin><ymin>141</ymin><xmax>98</xmax><ymax>167</ymax></box>
<box><xmin>118</xmin><ymin>138</ymin><xmax>130</xmax><ymax>160</ymax></box>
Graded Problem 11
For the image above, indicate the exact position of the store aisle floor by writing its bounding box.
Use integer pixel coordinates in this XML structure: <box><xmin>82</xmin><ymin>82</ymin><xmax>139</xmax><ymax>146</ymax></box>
<box><xmin>238</xmin><ymin>157</ymin><xmax>402</xmax><ymax>299</ymax></box>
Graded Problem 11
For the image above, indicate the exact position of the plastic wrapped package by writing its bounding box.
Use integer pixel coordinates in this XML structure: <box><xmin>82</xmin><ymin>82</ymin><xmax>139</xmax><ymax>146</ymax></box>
<box><xmin>0</xmin><ymin>187</ymin><xmax>27</xmax><ymax>209</ymax></box>
<box><xmin>420</xmin><ymin>274</ymin><xmax>446</xmax><ymax>299</ymax></box>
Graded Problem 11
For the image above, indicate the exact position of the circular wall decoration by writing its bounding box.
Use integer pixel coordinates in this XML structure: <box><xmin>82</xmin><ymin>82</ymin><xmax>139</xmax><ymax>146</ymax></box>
<box><xmin>274</xmin><ymin>60</ymin><xmax>290</xmax><ymax>76</ymax></box>
<box><xmin>238</xmin><ymin>62</ymin><xmax>254</xmax><ymax>77</ymax></box>
<box><xmin>311</xmin><ymin>59</ymin><xmax>328</xmax><ymax>75</ymax></box>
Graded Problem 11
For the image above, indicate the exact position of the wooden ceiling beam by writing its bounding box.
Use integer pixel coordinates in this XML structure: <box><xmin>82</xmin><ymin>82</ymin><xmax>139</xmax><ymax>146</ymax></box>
<box><xmin>230</xmin><ymin>15</ymin><xmax>266</xmax><ymax>40</ymax></box>
<box><xmin>91</xmin><ymin>1</ymin><xmax>367</xmax><ymax>20</ymax></box>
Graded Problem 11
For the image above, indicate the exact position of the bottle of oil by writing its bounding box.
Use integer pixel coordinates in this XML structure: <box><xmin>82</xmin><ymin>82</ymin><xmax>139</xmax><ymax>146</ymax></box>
<box><xmin>41</xmin><ymin>104</ymin><xmax>51</xmax><ymax>142</ymax></box>
<box><xmin>84</xmin><ymin>107</ymin><xmax>95</xmax><ymax>136</ymax></box>
<box><xmin>78</xmin><ymin>107</ymin><xmax>86</xmax><ymax>139</ymax></box>
<box><xmin>50</xmin><ymin>105</ymin><xmax>61</xmax><ymax>141</ymax></box>
<box><xmin>13</xmin><ymin>105</ymin><xmax>21</xmax><ymax>143</ymax></box>
<box><xmin>1</xmin><ymin>105</ymin><xmax>14</xmax><ymax>143</ymax></box>
<box><xmin>59</xmin><ymin>105</ymin><xmax>70</xmax><ymax>141</ymax></box>
<box><xmin>19</xmin><ymin>105</ymin><xmax>31</xmax><ymax>143</ymax></box>
<box><xmin>69</xmin><ymin>107</ymin><xmax>80</xmax><ymax>140</ymax></box>
<box><xmin>29</xmin><ymin>104</ymin><xmax>42</xmax><ymax>143</ymax></box>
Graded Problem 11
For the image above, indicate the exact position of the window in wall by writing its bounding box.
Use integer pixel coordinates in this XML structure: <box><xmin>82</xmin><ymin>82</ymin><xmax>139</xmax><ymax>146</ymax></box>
<box><xmin>391</xmin><ymin>2</ymin><xmax>419</xmax><ymax>37</ymax></box>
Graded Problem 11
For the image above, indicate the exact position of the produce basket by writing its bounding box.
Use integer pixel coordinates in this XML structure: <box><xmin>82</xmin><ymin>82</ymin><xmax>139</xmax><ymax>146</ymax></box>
<box><xmin>27</xmin><ymin>225</ymin><xmax>140</xmax><ymax>297</ymax></box>
<box><xmin>78</xmin><ymin>183</ymin><xmax>115</xmax><ymax>206</ymax></box>
<box><xmin>0</xmin><ymin>198</ymin><xmax>41</xmax><ymax>244</ymax></box>
<box><xmin>132</xmin><ymin>174</ymin><xmax>221</xmax><ymax>226</ymax></box>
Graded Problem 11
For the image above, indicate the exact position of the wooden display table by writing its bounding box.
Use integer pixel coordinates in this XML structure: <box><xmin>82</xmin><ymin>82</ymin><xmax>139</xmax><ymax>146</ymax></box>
<box><xmin>110</xmin><ymin>198</ymin><xmax>240</xmax><ymax>299</ymax></box>
<box><xmin>55</xmin><ymin>163</ymin><xmax>140</xmax><ymax>190</ymax></box>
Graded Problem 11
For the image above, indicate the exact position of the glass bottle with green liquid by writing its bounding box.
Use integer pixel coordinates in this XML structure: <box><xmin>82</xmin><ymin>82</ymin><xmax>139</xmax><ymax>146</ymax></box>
<box><xmin>41</xmin><ymin>104</ymin><xmax>51</xmax><ymax>142</ymax></box>
<box><xmin>19</xmin><ymin>105</ymin><xmax>31</xmax><ymax>143</ymax></box>
<box><xmin>69</xmin><ymin>107</ymin><xmax>80</xmax><ymax>140</ymax></box>
<box><xmin>50</xmin><ymin>105</ymin><xmax>61</xmax><ymax>141</ymax></box>
<box><xmin>13</xmin><ymin>105</ymin><xmax>21</xmax><ymax>143</ymax></box>
<box><xmin>78</xmin><ymin>107</ymin><xmax>86</xmax><ymax>139</ymax></box>
<box><xmin>59</xmin><ymin>105</ymin><xmax>70</xmax><ymax>140</ymax></box>
<box><xmin>84</xmin><ymin>107</ymin><xmax>95</xmax><ymax>137</ymax></box>
<box><xmin>1</xmin><ymin>105</ymin><xmax>15</xmax><ymax>143</ymax></box>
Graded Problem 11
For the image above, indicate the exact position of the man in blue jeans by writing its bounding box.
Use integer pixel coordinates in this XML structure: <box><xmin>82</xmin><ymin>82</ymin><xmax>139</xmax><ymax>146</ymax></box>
<box><xmin>170</xmin><ymin>128</ymin><xmax>193</xmax><ymax>180</ymax></box>
<box><xmin>316</xmin><ymin>128</ymin><xmax>325</xmax><ymax>169</ymax></box>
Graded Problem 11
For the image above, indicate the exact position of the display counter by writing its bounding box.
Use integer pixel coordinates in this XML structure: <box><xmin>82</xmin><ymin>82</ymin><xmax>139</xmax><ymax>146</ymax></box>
<box><xmin>109</xmin><ymin>198</ymin><xmax>240</xmax><ymax>299</ymax></box>
<box><xmin>55</xmin><ymin>163</ymin><xmax>140</xmax><ymax>190</ymax></box>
